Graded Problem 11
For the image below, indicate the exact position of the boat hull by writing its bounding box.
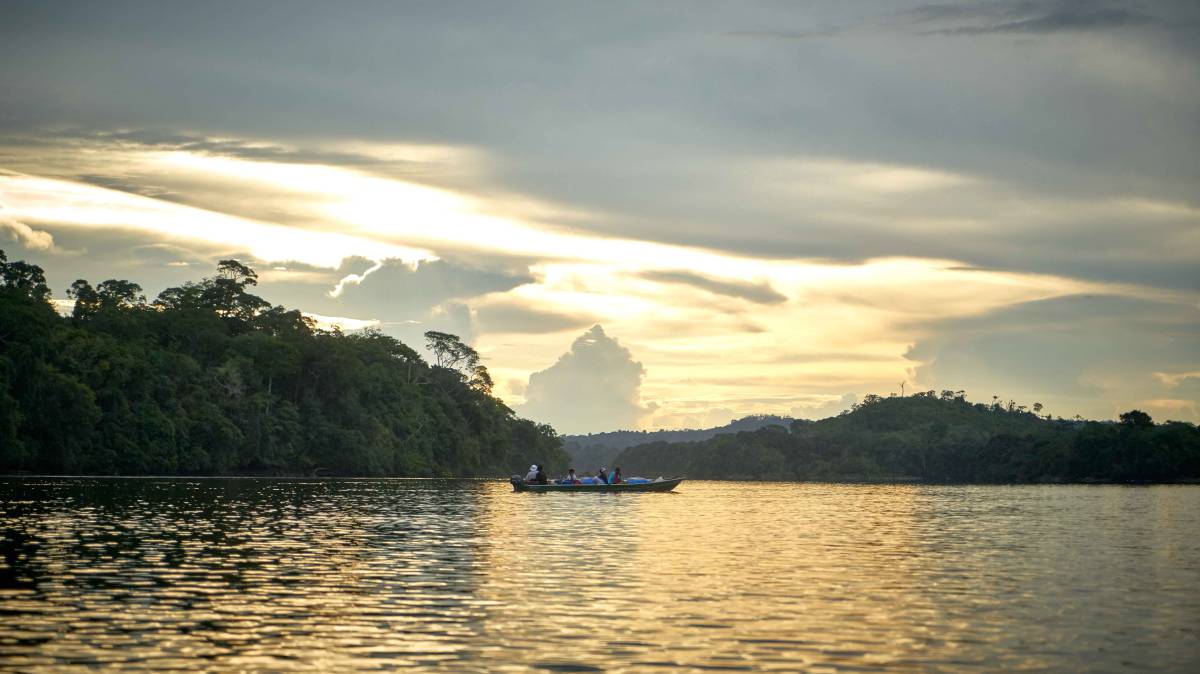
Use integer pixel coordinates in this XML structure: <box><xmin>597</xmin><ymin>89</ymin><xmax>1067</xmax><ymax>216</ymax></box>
<box><xmin>510</xmin><ymin>477</ymin><xmax>683</xmax><ymax>493</ymax></box>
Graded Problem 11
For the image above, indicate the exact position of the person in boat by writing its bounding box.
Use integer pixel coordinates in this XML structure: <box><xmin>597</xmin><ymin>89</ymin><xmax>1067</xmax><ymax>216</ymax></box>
<box><xmin>596</xmin><ymin>467</ymin><xmax>610</xmax><ymax>484</ymax></box>
<box><xmin>611</xmin><ymin>467</ymin><xmax>622</xmax><ymax>484</ymax></box>
<box><xmin>534</xmin><ymin>465</ymin><xmax>548</xmax><ymax>484</ymax></box>
<box><xmin>566</xmin><ymin>468</ymin><xmax>581</xmax><ymax>484</ymax></box>
<box><xmin>524</xmin><ymin>464</ymin><xmax>538</xmax><ymax>483</ymax></box>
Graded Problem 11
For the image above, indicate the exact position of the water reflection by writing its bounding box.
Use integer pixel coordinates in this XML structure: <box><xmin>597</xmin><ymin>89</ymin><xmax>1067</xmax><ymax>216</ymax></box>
<box><xmin>1</xmin><ymin>479</ymin><xmax>1198</xmax><ymax>672</ymax></box>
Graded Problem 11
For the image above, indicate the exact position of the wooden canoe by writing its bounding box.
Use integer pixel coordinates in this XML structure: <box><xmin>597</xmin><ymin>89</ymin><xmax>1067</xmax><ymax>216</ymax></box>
<box><xmin>510</xmin><ymin>477</ymin><xmax>683</xmax><ymax>493</ymax></box>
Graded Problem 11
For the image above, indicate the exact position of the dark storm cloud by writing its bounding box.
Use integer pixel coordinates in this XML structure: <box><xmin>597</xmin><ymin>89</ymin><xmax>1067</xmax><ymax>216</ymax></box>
<box><xmin>639</xmin><ymin>270</ymin><xmax>787</xmax><ymax>305</ymax></box>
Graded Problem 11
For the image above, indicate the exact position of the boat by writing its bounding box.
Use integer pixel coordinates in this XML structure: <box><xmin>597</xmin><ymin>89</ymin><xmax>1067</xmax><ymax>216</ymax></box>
<box><xmin>510</xmin><ymin>476</ymin><xmax>684</xmax><ymax>493</ymax></box>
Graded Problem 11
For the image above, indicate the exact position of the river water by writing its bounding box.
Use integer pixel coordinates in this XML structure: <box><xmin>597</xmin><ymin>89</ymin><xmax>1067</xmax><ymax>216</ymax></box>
<box><xmin>1</xmin><ymin>478</ymin><xmax>1197</xmax><ymax>672</ymax></box>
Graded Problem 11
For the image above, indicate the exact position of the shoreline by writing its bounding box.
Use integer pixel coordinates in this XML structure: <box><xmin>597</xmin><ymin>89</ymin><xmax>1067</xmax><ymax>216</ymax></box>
<box><xmin>4</xmin><ymin>473</ymin><xmax>1199</xmax><ymax>486</ymax></box>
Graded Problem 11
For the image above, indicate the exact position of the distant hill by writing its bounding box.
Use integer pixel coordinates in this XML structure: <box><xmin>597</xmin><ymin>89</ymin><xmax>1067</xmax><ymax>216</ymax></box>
<box><xmin>562</xmin><ymin>414</ymin><xmax>793</xmax><ymax>470</ymax></box>
<box><xmin>613</xmin><ymin>393</ymin><xmax>1200</xmax><ymax>483</ymax></box>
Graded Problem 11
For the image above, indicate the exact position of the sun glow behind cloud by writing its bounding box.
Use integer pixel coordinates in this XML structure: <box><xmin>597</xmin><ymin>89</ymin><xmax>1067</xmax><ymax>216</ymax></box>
<box><xmin>0</xmin><ymin>172</ymin><xmax>435</xmax><ymax>269</ymax></box>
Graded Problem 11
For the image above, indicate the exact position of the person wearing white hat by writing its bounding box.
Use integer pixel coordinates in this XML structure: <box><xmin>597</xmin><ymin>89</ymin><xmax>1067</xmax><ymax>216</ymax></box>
<box><xmin>524</xmin><ymin>464</ymin><xmax>538</xmax><ymax>482</ymax></box>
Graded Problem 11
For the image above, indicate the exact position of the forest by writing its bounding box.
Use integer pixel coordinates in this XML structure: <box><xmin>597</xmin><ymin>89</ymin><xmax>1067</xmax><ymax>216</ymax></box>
<box><xmin>0</xmin><ymin>250</ymin><xmax>567</xmax><ymax>476</ymax></box>
<box><xmin>615</xmin><ymin>393</ymin><xmax>1200</xmax><ymax>483</ymax></box>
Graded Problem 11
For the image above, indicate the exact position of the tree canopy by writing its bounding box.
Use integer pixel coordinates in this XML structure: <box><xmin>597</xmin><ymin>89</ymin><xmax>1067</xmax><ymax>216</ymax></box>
<box><xmin>615</xmin><ymin>392</ymin><xmax>1200</xmax><ymax>483</ymax></box>
<box><xmin>0</xmin><ymin>250</ymin><xmax>566</xmax><ymax>476</ymax></box>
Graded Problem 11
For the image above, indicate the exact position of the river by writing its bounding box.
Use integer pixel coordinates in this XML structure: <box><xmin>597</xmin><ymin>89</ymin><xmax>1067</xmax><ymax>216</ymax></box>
<box><xmin>1</xmin><ymin>478</ymin><xmax>1197</xmax><ymax>672</ymax></box>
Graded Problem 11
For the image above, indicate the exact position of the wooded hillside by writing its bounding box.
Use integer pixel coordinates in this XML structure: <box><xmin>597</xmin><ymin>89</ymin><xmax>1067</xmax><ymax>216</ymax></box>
<box><xmin>615</xmin><ymin>393</ymin><xmax>1200</xmax><ymax>483</ymax></box>
<box><xmin>0</xmin><ymin>250</ymin><xmax>566</xmax><ymax>476</ymax></box>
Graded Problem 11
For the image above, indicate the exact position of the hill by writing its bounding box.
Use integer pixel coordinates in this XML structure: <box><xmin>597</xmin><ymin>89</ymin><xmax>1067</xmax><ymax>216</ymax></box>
<box><xmin>563</xmin><ymin>414</ymin><xmax>794</xmax><ymax>471</ymax></box>
<box><xmin>614</xmin><ymin>393</ymin><xmax>1200</xmax><ymax>483</ymax></box>
<box><xmin>0</xmin><ymin>250</ymin><xmax>566</xmax><ymax>477</ymax></box>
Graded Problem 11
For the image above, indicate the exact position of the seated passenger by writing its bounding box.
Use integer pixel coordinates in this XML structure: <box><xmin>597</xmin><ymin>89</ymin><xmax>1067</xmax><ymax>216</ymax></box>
<box><xmin>534</xmin><ymin>465</ymin><xmax>548</xmax><ymax>484</ymax></box>
<box><xmin>524</xmin><ymin>464</ymin><xmax>538</xmax><ymax>483</ymax></box>
<box><xmin>567</xmin><ymin>468</ymin><xmax>581</xmax><ymax>484</ymax></box>
<box><xmin>611</xmin><ymin>467</ymin><xmax>623</xmax><ymax>484</ymax></box>
<box><xmin>596</xmin><ymin>467</ymin><xmax>610</xmax><ymax>484</ymax></box>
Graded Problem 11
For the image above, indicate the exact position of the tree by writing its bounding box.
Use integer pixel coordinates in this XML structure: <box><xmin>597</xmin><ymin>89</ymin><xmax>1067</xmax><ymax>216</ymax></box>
<box><xmin>1119</xmin><ymin>410</ymin><xmax>1153</xmax><ymax>428</ymax></box>
<box><xmin>0</xmin><ymin>250</ymin><xmax>50</xmax><ymax>302</ymax></box>
<box><xmin>201</xmin><ymin>261</ymin><xmax>269</xmax><ymax>322</ymax></box>
<box><xmin>67</xmin><ymin>280</ymin><xmax>101</xmax><ymax>320</ymax></box>
<box><xmin>424</xmin><ymin>331</ymin><xmax>479</xmax><ymax>371</ymax></box>
<box><xmin>96</xmin><ymin>279</ymin><xmax>146</xmax><ymax>310</ymax></box>
<box><xmin>217</xmin><ymin>259</ymin><xmax>258</xmax><ymax>285</ymax></box>
<box><xmin>0</xmin><ymin>250</ymin><xmax>571</xmax><ymax>477</ymax></box>
<box><xmin>470</xmin><ymin>364</ymin><xmax>494</xmax><ymax>394</ymax></box>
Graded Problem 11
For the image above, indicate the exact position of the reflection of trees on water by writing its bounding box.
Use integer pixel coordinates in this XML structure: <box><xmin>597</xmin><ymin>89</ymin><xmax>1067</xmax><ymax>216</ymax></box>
<box><xmin>0</xmin><ymin>477</ymin><xmax>494</xmax><ymax>670</ymax></box>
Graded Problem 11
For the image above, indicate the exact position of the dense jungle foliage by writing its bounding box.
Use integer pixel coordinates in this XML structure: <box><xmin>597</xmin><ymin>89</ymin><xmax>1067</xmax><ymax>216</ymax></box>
<box><xmin>616</xmin><ymin>393</ymin><xmax>1200</xmax><ymax>483</ymax></box>
<box><xmin>0</xmin><ymin>250</ymin><xmax>566</xmax><ymax>476</ymax></box>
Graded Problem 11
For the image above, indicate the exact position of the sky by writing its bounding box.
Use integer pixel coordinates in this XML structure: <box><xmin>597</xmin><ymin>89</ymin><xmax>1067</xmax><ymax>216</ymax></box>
<box><xmin>1</xmin><ymin>0</ymin><xmax>1197</xmax><ymax>432</ymax></box>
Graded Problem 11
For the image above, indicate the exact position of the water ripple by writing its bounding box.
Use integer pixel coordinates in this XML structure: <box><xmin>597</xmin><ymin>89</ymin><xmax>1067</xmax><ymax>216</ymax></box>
<box><xmin>1</xmin><ymin>479</ymin><xmax>1198</xmax><ymax>672</ymax></box>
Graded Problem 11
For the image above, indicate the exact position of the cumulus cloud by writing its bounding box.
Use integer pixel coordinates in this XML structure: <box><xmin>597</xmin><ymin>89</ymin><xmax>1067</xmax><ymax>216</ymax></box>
<box><xmin>0</xmin><ymin>210</ymin><xmax>55</xmax><ymax>251</ymax></box>
<box><xmin>518</xmin><ymin>325</ymin><xmax>652</xmax><ymax>434</ymax></box>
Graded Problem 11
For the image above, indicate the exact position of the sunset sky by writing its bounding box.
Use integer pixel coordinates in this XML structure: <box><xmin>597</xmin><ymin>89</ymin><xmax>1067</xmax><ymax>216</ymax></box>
<box><xmin>2</xmin><ymin>0</ymin><xmax>1197</xmax><ymax>432</ymax></box>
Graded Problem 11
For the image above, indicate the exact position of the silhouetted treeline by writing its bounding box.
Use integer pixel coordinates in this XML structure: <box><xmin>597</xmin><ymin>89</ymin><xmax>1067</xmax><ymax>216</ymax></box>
<box><xmin>563</xmin><ymin>414</ymin><xmax>795</xmax><ymax>471</ymax></box>
<box><xmin>0</xmin><ymin>250</ymin><xmax>566</xmax><ymax>476</ymax></box>
<box><xmin>615</xmin><ymin>393</ymin><xmax>1200</xmax><ymax>483</ymax></box>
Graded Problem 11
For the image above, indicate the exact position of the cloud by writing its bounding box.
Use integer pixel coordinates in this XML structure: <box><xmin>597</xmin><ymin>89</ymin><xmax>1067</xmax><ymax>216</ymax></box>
<box><xmin>791</xmin><ymin>393</ymin><xmax>858</xmax><ymax>420</ymax></box>
<box><xmin>303</xmin><ymin>313</ymin><xmax>380</xmax><ymax>332</ymax></box>
<box><xmin>0</xmin><ymin>172</ymin><xmax>434</xmax><ymax>269</ymax></box>
<box><xmin>1154</xmin><ymin>371</ymin><xmax>1200</xmax><ymax>387</ymax></box>
<box><xmin>0</xmin><ymin>210</ymin><xmax>55</xmax><ymax>251</ymax></box>
<box><xmin>329</xmin><ymin>258</ymin><xmax>387</xmax><ymax>298</ymax></box>
<box><xmin>251</xmin><ymin>256</ymin><xmax>534</xmax><ymax>354</ymax></box>
<box><xmin>906</xmin><ymin>1</ymin><xmax>1160</xmax><ymax>35</ymax></box>
<box><xmin>329</xmin><ymin>258</ymin><xmax>533</xmax><ymax>317</ymax></box>
<box><xmin>473</xmin><ymin>300</ymin><xmax>594</xmax><ymax>335</ymax></box>
<box><xmin>518</xmin><ymin>325</ymin><xmax>652</xmax><ymax>434</ymax></box>
<box><xmin>3</xmin><ymin>128</ymin><xmax>473</xmax><ymax>183</ymax></box>
<box><xmin>906</xmin><ymin>294</ymin><xmax>1200</xmax><ymax>421</ymax></box>
<box><xmin>726</xmin><ymin>1</ymin><xmax>1166</xmax><ymax>43</ymax></box>
<box><xmin>725</xmin><ymin>29</ymin><xmax>839</xmax><ymax>41</ymax></box>
<box><xmin>639</xmin><ymin>270</ymin><xmax>787</xmax><ymax>305</ymax></box>
<box><xmin>3</xmin><ymin>2</ymin><xmax>1198</xmax><ymax>429</ymax></box>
